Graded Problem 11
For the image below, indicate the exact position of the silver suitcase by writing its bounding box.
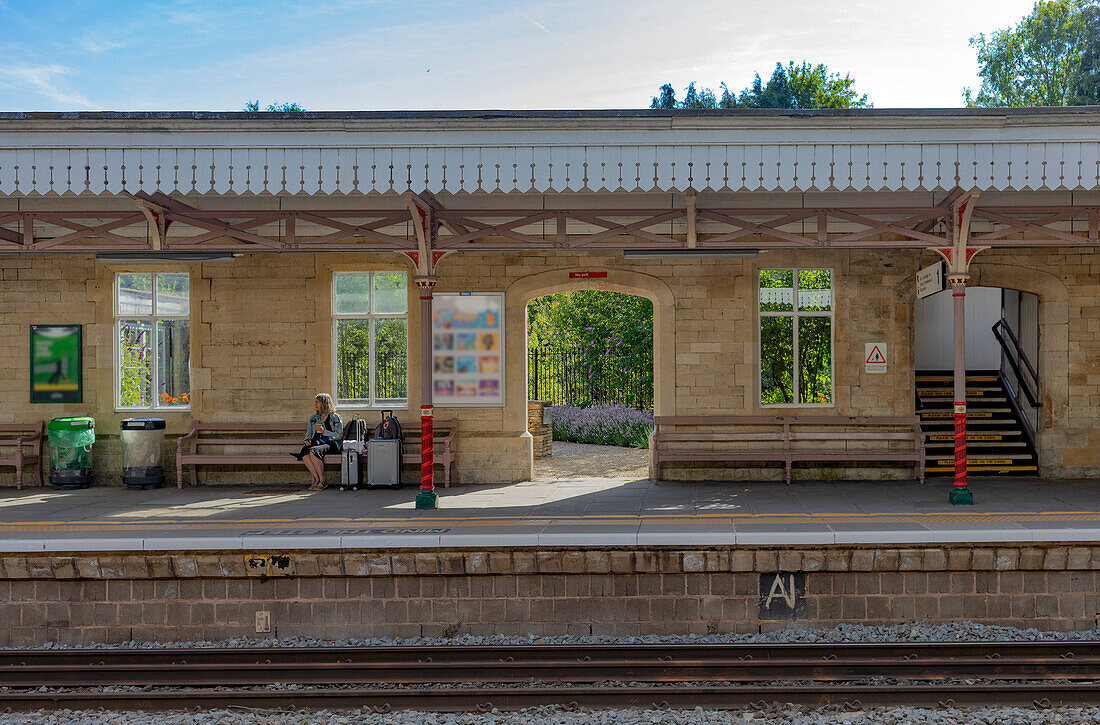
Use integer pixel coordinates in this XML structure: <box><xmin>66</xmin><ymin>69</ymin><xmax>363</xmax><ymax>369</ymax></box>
<box><xmin>366</xmin><ymin>439</ymin><xmax>401</xmax><ymax>488</ymax></box>
<box><xmin>340</xmin><ymin>448</ymin><xmax>363</xmax><ymax>491</ymax></box>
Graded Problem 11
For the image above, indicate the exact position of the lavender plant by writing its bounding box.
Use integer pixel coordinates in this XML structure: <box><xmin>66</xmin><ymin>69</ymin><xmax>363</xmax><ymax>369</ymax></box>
<box><xmin>546</xmin><ymin>404</ymin><xmax>654</xmax><ymax>449</ymax></box>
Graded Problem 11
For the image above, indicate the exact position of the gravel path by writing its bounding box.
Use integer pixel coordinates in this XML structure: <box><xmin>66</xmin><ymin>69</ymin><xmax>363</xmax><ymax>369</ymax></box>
<box><xmin>3</xmin><ymin>705</ymin><xmax>1100</xmax><ymax>724</ymax></box>
<box><xmin>533</xmin><ymin>441</ymin><xmax>649</xmax><ymax>479</ymax></box>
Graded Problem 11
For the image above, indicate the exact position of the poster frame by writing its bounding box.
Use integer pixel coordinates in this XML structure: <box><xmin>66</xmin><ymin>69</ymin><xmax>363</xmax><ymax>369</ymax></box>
<box><xmin>29</xmin><ymin>324</ymin><xmax>83</xmax><ymax>404</ymax></box>
<box><xmin>431</xmin><ymin>292</ymin><xmax>505</xmax><ymax>408</ymax></box>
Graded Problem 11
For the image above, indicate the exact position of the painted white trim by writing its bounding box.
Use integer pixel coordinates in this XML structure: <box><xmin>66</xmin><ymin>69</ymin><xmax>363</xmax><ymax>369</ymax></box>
<box><xmin>2</xmin><ymin>123</ymin><xmax>1098</xmax><ymax>196</ymax></box>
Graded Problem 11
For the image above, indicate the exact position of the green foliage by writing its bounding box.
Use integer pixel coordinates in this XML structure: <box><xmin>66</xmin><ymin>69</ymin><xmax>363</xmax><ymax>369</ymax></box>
<box><xmin>549</xmin><ymin>404</ymin><xmax>655</xmax><ymax>449</ymax></box>
<box><xmin>118</xmin><ymin>322</ymin><xmax>151</xmax><ymax>407</ymax></box>
<box><xmin>965</xmin><ymin>0</ymin><xmax>1100</xmax><ymax>106</ymax></box>
<box><xmin>527</xmin><ymin>291</ymin><xmax>653</xmax><ymax>407</ymax></box>
<box><xmin>650</xmin><ymin>62</ymin><xmax>870</xmax><ymax>110</ymax></box>
<box><xmin>244</xmin><ymin>100</ymin><xmax>307</xmax><ymax>112</ymax></box>
<box><xmin>1070</xmin><ymin>3</ymin><xmax>1100</xmax><ymax>103</ymax></box>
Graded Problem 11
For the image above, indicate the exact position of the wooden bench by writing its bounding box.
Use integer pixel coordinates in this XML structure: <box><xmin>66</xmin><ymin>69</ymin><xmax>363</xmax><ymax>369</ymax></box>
<box><xmin>0</xmin><ymin>423</ymin><xmax>45</xmax><ymax>490</ymax></box>
<box><xmin>652</xmin><ymin>415</ymin><xmax>925</xmax><ymax>484</ymax></box>
<box><xmin>177</xmin><ymin>419</ymin><xmax>458</xmax><ymax>489</ymax></box>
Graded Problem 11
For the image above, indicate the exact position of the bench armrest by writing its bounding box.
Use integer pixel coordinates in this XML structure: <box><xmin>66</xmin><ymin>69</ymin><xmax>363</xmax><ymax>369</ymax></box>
<box><xmin>177</xmin><ymin>426</ymin><xmax>200</xmax><ymax>457</ymax></box>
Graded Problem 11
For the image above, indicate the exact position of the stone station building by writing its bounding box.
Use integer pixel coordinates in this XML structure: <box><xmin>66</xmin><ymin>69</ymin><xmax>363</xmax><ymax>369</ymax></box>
<box><xmin>0</xmin><ymin>108</ymin><xmax>1099</xmax><ymax>487</ymax></box>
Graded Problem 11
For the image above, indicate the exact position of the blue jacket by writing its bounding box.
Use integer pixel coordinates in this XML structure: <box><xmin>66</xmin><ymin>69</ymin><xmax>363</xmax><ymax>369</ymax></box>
<box><xmin>307</xmin><ymin>412</ymin><xmax>343</xmax><ymax>451</ymax></box>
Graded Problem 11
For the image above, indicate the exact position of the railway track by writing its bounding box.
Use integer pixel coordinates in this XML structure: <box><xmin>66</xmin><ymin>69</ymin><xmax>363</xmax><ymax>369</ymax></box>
<box><xmin>2</xmin><ymin>641</ymin><xmax>1099</xmax><ymax>713</ymax></box>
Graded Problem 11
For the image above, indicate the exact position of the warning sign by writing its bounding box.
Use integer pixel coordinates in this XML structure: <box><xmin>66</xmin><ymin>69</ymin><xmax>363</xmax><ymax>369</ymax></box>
<box><xmin>865</xmin><ymin>343</ymin><xmax>887</xmax><ymax>374</ymax></box>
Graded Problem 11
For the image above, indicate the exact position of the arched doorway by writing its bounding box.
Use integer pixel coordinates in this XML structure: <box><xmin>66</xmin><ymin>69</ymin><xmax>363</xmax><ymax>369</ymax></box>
<box><xmin>505</xmin><ymin>269</ymin><xmax>676</xmax><ymax>480</ymax></box>
<box><xmin>526</xmin><ymin>289</ymin><xmax>653</xmax><ymax>477</ymax></box>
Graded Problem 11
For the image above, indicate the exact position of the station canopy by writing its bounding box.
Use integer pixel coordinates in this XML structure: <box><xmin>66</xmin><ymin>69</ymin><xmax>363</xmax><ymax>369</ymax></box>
<box><xmin>0</xmin><ymin>108</ymin><xmax>1098</xmax><ymax>254</ymax></box>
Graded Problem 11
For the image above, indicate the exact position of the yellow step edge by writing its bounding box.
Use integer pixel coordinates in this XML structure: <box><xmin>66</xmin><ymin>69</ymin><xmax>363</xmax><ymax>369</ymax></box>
<box><xmin>915</xmin><ymin>376</ymin><xmax>999</xmax><ymax>382</ymax></box>
<box><xmin>925</xmin><ymin>466</ymin><xmax>1039</xmax><ymax>473</ymax></box>
<box><xmin>928</xmin><ymin>435</ymin><xmax>1006</xmax><ymax>441</ymax></box>
<box><xmin>921</xmin><ymin>411</ymin><xmax>1006</xmax><ymax>419</ymax></box>
<box><xmin>933</xmin><ymin>458</ymin><xmax>1029</xmax><ymax>466</ymax></box>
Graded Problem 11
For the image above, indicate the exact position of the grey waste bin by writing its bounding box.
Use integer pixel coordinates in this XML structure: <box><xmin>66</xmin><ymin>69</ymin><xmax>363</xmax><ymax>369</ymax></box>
<box><xmin>120</xmin><ymin>418</ymin><xmax>166</xmax><ymax>489</ymax></box>
<box><xmin>48</xmin><ymin>416</ymin><xmax>96</xmax><ymax>489</ymax></box>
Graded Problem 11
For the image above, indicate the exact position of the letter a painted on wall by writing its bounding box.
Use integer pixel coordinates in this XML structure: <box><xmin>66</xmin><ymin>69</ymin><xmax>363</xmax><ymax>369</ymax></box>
<box><xmin>765</xmin><ymin>574</ymin><xmax>796</xmax><ymax>609</ymax></box>
<box><xmin>758</xmin><ymin>572</ymin><xmax>806</xmax><ymax>620</ymax></box>
<box><xmin>865</xmin><ymin>343</ymin><xmax>887</xmax><ymax>374</ymax></box>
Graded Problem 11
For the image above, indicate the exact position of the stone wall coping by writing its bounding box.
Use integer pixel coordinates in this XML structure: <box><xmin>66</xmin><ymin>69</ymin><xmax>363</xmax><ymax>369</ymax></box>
<box><xmin>3</xmin><ymin>529</ymin><xmax>1099</xmax><ymax>553</ymax></box>
<box><xmin>3</xmin><ymin>544</ymin><xmax>1099</xmax><ymax>580</ymax></box>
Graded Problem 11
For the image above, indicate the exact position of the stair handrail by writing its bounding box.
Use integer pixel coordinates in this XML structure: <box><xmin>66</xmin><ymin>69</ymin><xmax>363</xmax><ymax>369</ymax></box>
<box><xmin>991</xmin><ymin>318</ymin><xmax>1039</xmax><ymax>409</ymax></box>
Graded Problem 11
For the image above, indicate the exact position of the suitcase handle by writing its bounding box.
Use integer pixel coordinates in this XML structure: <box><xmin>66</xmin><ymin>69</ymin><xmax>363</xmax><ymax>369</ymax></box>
<box><xmin>381</xmin><ymin>410</ymin><xmax>393</xmax><ymax>419</ymax></box>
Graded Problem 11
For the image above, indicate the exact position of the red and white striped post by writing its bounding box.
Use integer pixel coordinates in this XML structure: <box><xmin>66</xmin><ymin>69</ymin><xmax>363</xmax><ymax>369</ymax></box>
<box><xmin>948</xmin><ymin>272</ymin><xmax>973</xmax><ymax>505</ymax></box>
<box><xmin>415</xmin><ymin>275</ymin><xmax>439</xmax><ymax>509</ymax></box>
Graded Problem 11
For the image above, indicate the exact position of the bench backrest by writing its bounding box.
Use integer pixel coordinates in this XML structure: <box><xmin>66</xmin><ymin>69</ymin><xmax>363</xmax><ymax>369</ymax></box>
<box><xmin>654</xmin><ymin>415</ymin><xmax>922</xmax><ymax>445</ymax></box>
<box><xmin>0</xmin><ymin>423</ymin><xmax>44</xmax><ymax>441</ymax></box>
<box><xmin>655</xmin><ymin>415</ymin><xmax>919</xmax><ymax>426</ymax></box>
<box><xmin>189</xmin><ymin>420</ymin><xmax>458</xmax><ymax>442</ymax></box>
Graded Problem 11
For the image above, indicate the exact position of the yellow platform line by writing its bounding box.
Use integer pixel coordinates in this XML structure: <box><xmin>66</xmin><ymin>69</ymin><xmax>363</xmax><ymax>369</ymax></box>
<box><xmin>0</xmin><ymin>510</ymin><xmax>1098</xmax><ymax>533</ymax></box>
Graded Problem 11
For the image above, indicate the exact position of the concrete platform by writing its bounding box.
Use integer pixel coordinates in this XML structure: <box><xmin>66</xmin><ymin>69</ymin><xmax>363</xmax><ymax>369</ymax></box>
<box><xmin>0</xmin><ymin>476</ymin><xmax>1097</xmax><ymax>551</ymax></box>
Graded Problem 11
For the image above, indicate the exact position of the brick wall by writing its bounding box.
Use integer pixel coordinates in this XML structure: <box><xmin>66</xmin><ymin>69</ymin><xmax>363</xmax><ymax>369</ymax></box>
<box><xmin>528</xmin><ymin>401</ymin><xmax>552</xmax><ymax>459</ymax></box>
<box><xmin>1</xmin><ymin>545</ymin><xmax>1097</xmax><ymax>646</ymax></box>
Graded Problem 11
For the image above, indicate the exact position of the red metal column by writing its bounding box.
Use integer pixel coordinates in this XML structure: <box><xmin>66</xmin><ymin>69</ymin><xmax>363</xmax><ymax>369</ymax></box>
<box><xmin>949</xmin><ymin>274</ymin><xmax>974</xmax><ymax>505</ymax></box>
<box><xmin>415</xmin><ymin>275</ymin><xmax>439</xmax><ymax>509</ymax></box>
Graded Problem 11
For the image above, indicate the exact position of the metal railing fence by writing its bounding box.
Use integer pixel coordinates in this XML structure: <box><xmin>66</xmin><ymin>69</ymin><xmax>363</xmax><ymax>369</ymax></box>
<box><xmin>528</xmin><ymin>347</ymin><xmax>652</xmax><ymax>409</ymax></box>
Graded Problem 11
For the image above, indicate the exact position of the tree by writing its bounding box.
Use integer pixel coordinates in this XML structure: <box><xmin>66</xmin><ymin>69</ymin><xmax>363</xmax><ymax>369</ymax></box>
<box><xmin>1070</xmin><ymin>3</ymin><xmax>1100</xmax><ymax>103</ymax></box>
<box><xmin>527</xmin><ymin>291</ymin><xmax>653</xmax><ymax>408</ymax></box>
<box><xmin>244</xmin><ymin>100</ymin><xmax>306</xmax><ymax>112</ymax></box>
<box><xmin>965</xmin><ymin>0</ymin><xmax>1100</xmax><ymax>107</ymax></box>
<box><xmin>649</xmin><ymin>62</ymin><xmax>870</xmax><ymax>110</ymax></box>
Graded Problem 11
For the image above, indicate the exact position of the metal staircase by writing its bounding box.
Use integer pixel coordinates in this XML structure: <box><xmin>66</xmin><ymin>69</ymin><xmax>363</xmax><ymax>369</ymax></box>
<box><xmin>916</xmin><ymin>370</ymin><xmax>1039</xmax><ymax>476</ymax></box>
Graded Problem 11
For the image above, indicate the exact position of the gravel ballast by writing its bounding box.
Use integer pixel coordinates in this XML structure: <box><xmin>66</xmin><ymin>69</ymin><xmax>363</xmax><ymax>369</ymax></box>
<box><xmin>3</xmin><ymin>705</ymin><xmax>1100</xmax><ymax>724</ymax></box>
<box><xmin>19</xmin><ymin>621</ymin><xmax>1100</xmax><ymax>650</ymax></box>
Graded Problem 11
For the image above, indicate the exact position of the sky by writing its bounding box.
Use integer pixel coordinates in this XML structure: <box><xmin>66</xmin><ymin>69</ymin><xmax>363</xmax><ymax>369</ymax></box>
<box><xmin>0</xmin><ymin>0</ymin><xmax>1041</xmax><ymax>111</ymax></box>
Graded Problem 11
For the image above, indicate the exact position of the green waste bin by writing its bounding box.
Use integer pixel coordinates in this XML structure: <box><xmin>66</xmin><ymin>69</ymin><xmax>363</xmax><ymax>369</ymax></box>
<box><xmin>47</xmin><ymin>417</ymin><xmax>95</xmax><ymax>489</ymax></box>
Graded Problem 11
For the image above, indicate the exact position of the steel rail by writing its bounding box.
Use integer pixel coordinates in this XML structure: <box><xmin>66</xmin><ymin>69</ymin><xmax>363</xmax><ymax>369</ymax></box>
<box><xmin>2</xmin><ymin>642</ymin><xmax>1098</xmax><ymax>690</ymax></box>
<box><xmin>5</xmin><ymin>684</ymin><xmax>1100</xmax><ymax>713</ymax></box>
<box><xmin>5</xmin><ymin>657</ymin><xmax>1099</xmax><ymax>687</ymax></box>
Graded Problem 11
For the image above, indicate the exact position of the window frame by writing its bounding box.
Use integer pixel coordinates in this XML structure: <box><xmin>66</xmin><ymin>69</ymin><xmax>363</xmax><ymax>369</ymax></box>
<box><xmin>113</xmin><ymin>272</ymin><xmax>192</xmax><ymax>412</ymax></box>
<box><xmin>757</xmin><ymin>267</ymin><xmax>835</xmax><ymax>408</ymax></box>
<box><xmin>331</xmin><ymin>271</ymin><xmax>410</xmax><ymax>409</ymax></box>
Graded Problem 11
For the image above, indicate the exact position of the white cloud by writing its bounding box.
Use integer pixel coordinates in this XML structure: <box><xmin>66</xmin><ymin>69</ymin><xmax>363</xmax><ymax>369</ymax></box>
<box><xmin>80</xmin><ymin>35</ymin><xmax>131</xmax><ymax>54</ymax></box>
<box><xmin>0</xmin><ymin>63</ymin><xmax>92</xmax><ymax>107</ymax></box>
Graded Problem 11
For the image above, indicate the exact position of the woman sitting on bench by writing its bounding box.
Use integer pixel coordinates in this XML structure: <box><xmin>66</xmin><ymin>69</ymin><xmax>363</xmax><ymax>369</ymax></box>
<box><xmin>293</xmin><ymin>393</ymin><xmax>343</xmax><ymax>490</ymax></box>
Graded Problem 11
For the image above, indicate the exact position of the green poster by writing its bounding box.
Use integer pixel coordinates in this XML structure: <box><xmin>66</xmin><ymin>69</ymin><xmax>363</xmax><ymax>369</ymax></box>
<box><xmin>30</xmin><ymin>325</ymin><xmax>82</xmax><ymax>403</ymax></box>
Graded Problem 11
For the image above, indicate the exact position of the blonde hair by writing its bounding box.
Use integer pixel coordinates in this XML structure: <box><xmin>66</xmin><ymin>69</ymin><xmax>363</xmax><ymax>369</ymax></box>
<box><xmin>315</xmin><ymin>393</ymin><xmax>336</xmax><ymax>417</ymax></box>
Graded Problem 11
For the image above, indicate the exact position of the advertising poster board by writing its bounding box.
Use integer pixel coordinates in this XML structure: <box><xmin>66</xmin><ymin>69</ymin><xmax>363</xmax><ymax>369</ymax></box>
<box><xmin>30</xmin><ymin>325</ymin><xmax>82</xmax><ymax>403</ymax></box>
<box><xmin>432</xmin><ymin>293</ymin><xmax>505</xmax><ymax>407</ymax></box>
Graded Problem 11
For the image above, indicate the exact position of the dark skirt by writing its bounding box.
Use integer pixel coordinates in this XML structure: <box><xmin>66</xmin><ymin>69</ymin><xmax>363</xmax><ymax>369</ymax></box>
<box><xmin>294</xmin><ymin>436</ymin><xmax>339</xmax><ymax>461</ymax></box>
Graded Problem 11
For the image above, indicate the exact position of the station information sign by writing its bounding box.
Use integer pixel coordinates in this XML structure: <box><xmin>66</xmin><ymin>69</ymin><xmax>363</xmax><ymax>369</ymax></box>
<box><xmin>916</xmin><ymin>261</ymin><xmax>946</xmax><ymax>299</ymax></box>
<box><xmin>431</xmin><ymin>293</ymin><xmax>505</xmax><ymax>407</ymax></box>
